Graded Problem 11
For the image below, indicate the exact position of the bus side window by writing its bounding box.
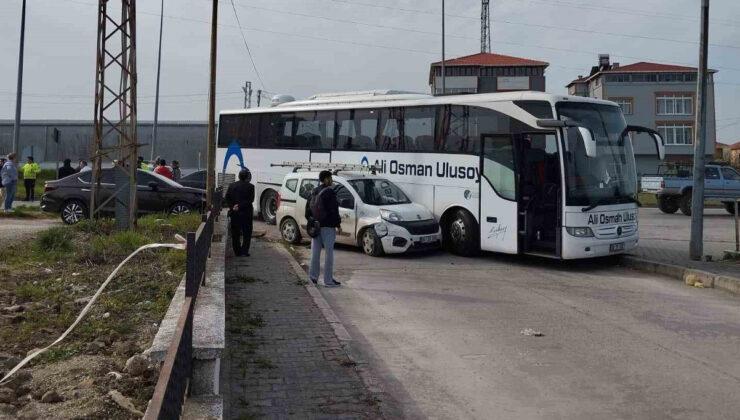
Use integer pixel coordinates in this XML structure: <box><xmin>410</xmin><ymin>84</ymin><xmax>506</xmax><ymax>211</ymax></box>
<box><xmin>404</xmin><ymin>106</ymin><xmax>437</xmax><ymax>151</ymax></box>
<box><xmin>336</xmin><ymin>110</ymin><xmax>354</xmax><ymax>150</ymax></box>
<box><xmin>261</xmin><ymin>113</ymin><xmax>294</xmax><ymax>148</ymax></box>
<box><xmin>438</xmin><ymin>105</ymin><xmax>468</xmax><ymax>152</ymax></box>
<box><xmin>482</xmin><ymin>135</ymin><xmax>516</xmax><ymax>200</ymax></box>
<box><xmin>379</xmin><ymin>108</ymin><xmax>402</xmax><ymax>151</ymax></box>
<box><xmin>295</xmin><ymin>112</ymin><xmax>322</xmax><ymax>149</ymax></box>
<box><xmin>316</xmin><ymin>111</ymin><xmax>336</xmax><ymax>149</ymax></box>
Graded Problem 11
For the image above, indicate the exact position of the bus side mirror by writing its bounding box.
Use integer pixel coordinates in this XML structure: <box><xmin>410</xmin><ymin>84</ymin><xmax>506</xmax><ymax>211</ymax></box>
<box><xmin>578</xmin><ymin>127</ymin><xmax>598</xmax><ymax>158</ymax></box>
<box><xmin>624</xmin><ymin>125</ymin><xmax>665</xmax><ymax>160</ymax></box>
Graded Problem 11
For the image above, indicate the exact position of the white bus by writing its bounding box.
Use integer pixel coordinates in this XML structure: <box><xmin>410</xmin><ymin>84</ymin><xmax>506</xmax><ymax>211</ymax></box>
<box><xmin>216</xmin><ymin>90</ymin><xmax>664</xmax><ymax>259</ymax></box>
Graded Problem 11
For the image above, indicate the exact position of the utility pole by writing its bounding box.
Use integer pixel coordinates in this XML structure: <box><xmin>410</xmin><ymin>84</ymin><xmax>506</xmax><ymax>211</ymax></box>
<box><xmin>257</xmin><ymin>89</ymin><xmax>262</xmax><ymax>107</ymax></box>
<box><xmin>690</xmin><ymin>0</ymin><xmax>710</xmax><ymax>261</ymax></box>
<box><xmin>243</xmin><ymin>81</ymin><xmax>252</xmax><ymax>108</ymax></box>
<box><xmin>12</xmin><ymin>0</ymin><xmax>27</xmax><ymax>155</ymax></box>
<box><xmin>151</xmin><ymin>0</ymin><xmax>164</xmax><ymax>163</ymax></box>
<box><xmin>205</xmin><ymin>0</ymin><xmax>218</xmax><ymax>208</ymax></box>
<box><xmin>91</xmin><ymin>0</ymin><xmax>139</xmax><ymax>230</ymax></box>
<box><xmin>481</xmin><ymin>0</ymin><xmax>491</xmax><ymax>53</ymax></box>
<box><xmin>441</xmin><ymin>0</ymin><xmax>445</xmax><ymax>96</ymax></box>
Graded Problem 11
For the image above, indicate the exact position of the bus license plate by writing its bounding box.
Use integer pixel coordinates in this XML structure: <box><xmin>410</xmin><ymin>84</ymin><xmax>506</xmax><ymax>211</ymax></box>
<box><xmin>420</xmin><ymin>235</ymin><xmax>436</xmax><ymax>243</ymax></box>
<box><xmin>610</xmin><ymin>242</ymin><xmax>625</xmax><ymax>252</ymax></box>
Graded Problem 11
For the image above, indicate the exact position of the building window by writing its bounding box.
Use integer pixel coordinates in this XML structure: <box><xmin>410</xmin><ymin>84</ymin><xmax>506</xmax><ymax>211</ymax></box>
<box><xmin>605</xmin><ymin>74</ymin><xmax>630</xmax><ymax>83</ymax></box>
<box><xmin>610</xmin><ymin>98</ymin><xmax>633</xmax><ymax>115</ymax></box>
<box><xmin>632</xmin><ymin>73</ymin><xmax>658</xmax><ymax>82</ymax></box>
<box><xmin>656</xmin><ymin>94</ymin><xmax>693</xmax><ymax>115</ymax></box>
<box><xmin>657</xmin><ymin>123</ymin><xmax>693</xmax><ymax>145</ymax></box>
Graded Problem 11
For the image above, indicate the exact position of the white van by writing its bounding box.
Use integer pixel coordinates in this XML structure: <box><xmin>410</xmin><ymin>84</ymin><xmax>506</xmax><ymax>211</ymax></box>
<box><xmin>276</xmin><ymin>171</ymin><xmax>441</xmax><ymax>256</ymax></box>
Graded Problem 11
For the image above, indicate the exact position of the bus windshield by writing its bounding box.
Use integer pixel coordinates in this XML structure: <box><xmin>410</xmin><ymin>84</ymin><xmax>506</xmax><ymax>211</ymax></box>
<box><xmin>557</xmin><ymin>102</ymin><xmax>637</xmax><ymax>208</ymax></box>
<box><xmin>348</xmin><ymin>178</ymin><xmax>411</xmax><ymax>206</ymax></box>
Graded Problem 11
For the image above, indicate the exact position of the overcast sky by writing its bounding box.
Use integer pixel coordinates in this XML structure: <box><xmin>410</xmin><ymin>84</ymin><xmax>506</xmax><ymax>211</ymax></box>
<box><xmin>1</xmin><ymin>0</ymin><xmax>739</xmax><ymax>140</ymax></box>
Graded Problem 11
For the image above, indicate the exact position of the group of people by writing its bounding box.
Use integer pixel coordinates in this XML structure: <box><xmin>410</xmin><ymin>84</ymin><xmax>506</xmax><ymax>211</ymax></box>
<box><xmin>224</xmin><ymin>168</ymin><xmax>341</xmax><ymax>287</ymax></box>
<box><xmin>1</xmin><ymin>154</ymin><xmax>48</xmax><ymax>211</ymax></box>
<box><xmin>137</xmin><ymin>156</ymin><xmax>181</xmax><ymax>182</ymax></box>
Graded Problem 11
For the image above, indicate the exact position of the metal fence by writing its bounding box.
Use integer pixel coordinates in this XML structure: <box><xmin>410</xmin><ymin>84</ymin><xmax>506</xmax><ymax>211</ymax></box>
<box><xmin>145</xmin><ymin>189</ymin><xmax>223</xmax><ymax>419</ymax></box>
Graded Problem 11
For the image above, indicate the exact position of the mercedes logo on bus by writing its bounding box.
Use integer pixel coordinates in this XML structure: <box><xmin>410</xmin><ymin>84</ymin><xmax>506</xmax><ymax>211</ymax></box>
<box><xmin>617</xmin><ymin>226</ymin><xmax>623</xmax><ymax>236</ymax></box>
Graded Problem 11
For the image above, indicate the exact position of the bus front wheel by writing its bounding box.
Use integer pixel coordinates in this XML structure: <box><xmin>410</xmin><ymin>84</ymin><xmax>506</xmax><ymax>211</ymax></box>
<box><xmin>443</xmin><ymin>209</ymin><xmax>479</xmax><ymax>257</ymax></box>
<box><xmin>261</xmin><ymin>190</ymin><xmax>278</xmax><ymax>225</ymax></box>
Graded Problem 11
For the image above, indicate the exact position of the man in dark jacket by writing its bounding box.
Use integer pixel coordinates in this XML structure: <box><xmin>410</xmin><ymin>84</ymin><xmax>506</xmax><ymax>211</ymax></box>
<box><xmin>58</xmin><ymin>159</ymin><xmax>76</xmax><ymax>179</ymax></box>
<box><xmin>225</xmin><ymin>169</ymin><xmax>255</xmax><ymax>257</ymax></box>
<box><xmin>306</xmin><ymin>170</ymin><xmax>342</xmax><ymax>287</ymax></box>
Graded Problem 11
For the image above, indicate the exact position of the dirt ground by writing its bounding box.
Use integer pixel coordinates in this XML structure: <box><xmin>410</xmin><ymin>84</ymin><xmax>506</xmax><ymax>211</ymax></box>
<box><xmin>0</xmin><ymin>214</ymin><xmax>200</xmax><ymax>419</ymax></box>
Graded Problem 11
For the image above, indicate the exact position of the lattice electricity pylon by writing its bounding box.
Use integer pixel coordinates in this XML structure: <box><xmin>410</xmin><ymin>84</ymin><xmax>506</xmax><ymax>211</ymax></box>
<box><xmin>481</xmin><ymin>0</ymin><xmax>491</xmax><ymax>53</ymax></box>
<box><xmin>91</xmin><ymin>0</ymin><xmax>139</xmax><ymax>230</ymax></box>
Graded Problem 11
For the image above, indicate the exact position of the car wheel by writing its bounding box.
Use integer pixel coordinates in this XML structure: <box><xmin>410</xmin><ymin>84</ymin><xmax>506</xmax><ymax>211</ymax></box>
<box><xmin>444</xmin><ymin>209</ymin><xmax>479</xmax><ymax>257</ymax></box>
<box><xmin>280</xmin><ymin>217</ymin><xmax>302</xmax><ymax>244</ymax></box>
<box><xmin>657</xmin><ymin>196</ymin><xmax>679</xmax><ymax>214</ymax></box>
<box><xmin>361</xmin><ymin>228</ymin><xmax>384</xmax><ymax>257</ymax></box>
<box><xmin>723</xmin><ymin>202</ymin><xmax>738</xmax><ymax>215</ymax></box>
<box><xmin>261</xmin><ymin>190</ymin><xmax>278</xmax><ymax>225</ymax></box>
<box><xmin>61</xmin><ymin>200</ymin><xmax>87</xmax><ymax>225</ymax></box>
<box><xmin>169</xmin><ymin>202</ymin><xmax>193</xmax><ymax>215</ymax></box>
<box><xmin>679</xmin><ymin>192</ymin><xmax>692</xmax><ymax>216</ymax></box>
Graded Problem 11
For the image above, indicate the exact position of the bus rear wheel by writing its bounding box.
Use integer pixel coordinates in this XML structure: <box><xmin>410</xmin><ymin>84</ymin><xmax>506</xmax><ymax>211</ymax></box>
<box><xmin>443</xmin><ymin>209</ymin><xmax>479</xmax><ymax>257</ymax></box>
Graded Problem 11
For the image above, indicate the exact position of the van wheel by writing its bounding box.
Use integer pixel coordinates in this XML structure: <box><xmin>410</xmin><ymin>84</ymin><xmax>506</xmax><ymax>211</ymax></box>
<box><xmin>444</xmin><ymin>209</ymin><xmax>479</xmax><ymax>257</ymax></box>
<box><xmin>361</xmin><ymin>228</ymin><xmax>384</xmax><ymax>257</ymax></box>
<box><xmin>679</xmin><ymin>192</ymin><xmax>692</xmax><ymax>216</ymax></box>
<box><xmin>657</xmin><ymin>196</ymin><xmax>679</xmax><ymax>214</ymax></box>
<box><xmin>261</xmin><ymin>190</ymin><xmax>278</xmax><ymax>225</ymax></box>
<box><xmin>724</xmin><ymin>202</ymin><xmax>738</xmax><ymax>215</ymax></box>
<box><xmin>280</xmin><ymin>218</ymin><xmax>302</xmax><ymax>244</ymax></box>
<box><xmin>61</xmin><ymin>199</ymin><xmax>88</xmax><ymax>225</ymax></box>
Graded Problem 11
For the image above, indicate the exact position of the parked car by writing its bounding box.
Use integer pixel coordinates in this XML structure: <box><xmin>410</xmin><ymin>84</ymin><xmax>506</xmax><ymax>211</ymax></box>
<box><xmin>41</xmin><ymin>169</ymin><xmax>206</xmax><ymax>224</ymax></box>
<box><xmin>640</xmin><ymin>163</ymin><xmax>740</xmax><ymax>215</ymax></box>
<box><xmin>178</xmin><ymin>169</ymin><xmax>206</xmax><ymax>190</ymax></box>
<box><xmin>276</xmin><ymin>171</ymin><xmax>441</xmax><ymax>256</ymax></box>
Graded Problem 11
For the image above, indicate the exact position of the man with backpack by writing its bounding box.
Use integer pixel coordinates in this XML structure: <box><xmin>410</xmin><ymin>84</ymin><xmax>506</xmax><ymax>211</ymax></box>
<box><xmin>305</xmin><ymin>170</ymin><xmax>342</xmax><ymax>287</ymax></box>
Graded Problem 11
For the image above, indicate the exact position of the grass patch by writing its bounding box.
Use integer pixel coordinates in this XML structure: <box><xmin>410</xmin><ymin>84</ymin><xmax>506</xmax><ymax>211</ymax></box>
<box><xmin>36</xmin><ymin>227</ymin><xmax>74</xmax><ymax>253</ymax></box>
<box><xmin>339</xmin><ymin>359</ymin><xmax>357</xmax><ymax>368</ymax></box>
<box><xmin>36</xmin><ymin>348</ymin><xmax>78</xmax><ymax>364</ymax></box>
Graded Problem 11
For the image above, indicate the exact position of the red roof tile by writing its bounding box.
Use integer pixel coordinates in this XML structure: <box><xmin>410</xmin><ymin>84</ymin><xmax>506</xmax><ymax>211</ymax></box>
<box><xmin>729</xmin><ymin>141</ymin><xmax>740</xmax><ymax>150</ymax></box>
<box><xmin>431</xmin><ymin>52</ymin><xmax>548</xmax><ymax>67</ymax></box>
<box><xmin>603</xmin><ymin>62</ymin><xmax>698</xmax><ymax>73</ymax></box>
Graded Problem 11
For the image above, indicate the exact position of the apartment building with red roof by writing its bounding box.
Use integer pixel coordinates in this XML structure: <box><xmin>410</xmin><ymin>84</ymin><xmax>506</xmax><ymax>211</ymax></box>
<box><xmin>567</xmin><ymin>54</ymin><xmax>716</xmax><ymax>174</ymax></box>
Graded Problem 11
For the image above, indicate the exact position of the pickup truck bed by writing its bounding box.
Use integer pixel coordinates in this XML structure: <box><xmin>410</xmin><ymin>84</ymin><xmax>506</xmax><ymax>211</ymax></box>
<box><xmin>640</xmin><ymin>164</ymin><xmax>740</xmax><ymax>216</ymax></box>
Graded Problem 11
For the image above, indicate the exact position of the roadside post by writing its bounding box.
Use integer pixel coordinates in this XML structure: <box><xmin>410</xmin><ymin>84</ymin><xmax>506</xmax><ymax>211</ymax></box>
<box><xmin>53</xmin><ymin>128</ymin><xmax>60</xmax><ymax>179</ymax></box>
<box><xmin>689</xmin><ymin>0</ymin><xmax>710</xmax><ymax>261</ymax></box>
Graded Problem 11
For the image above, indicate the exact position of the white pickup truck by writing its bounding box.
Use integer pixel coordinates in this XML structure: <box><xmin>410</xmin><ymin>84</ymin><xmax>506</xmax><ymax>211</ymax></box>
<box><xmin>640</xmin><ymin>163</ymin><xmax>740</xmax><ymax>216</ymax></box>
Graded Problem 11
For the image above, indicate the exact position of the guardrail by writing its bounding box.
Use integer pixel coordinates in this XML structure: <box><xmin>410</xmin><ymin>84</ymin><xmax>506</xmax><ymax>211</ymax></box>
<box><xmin>145</xmin><ymin>190</ymin><xmax>222</xmax><ymax>420</ymax></box>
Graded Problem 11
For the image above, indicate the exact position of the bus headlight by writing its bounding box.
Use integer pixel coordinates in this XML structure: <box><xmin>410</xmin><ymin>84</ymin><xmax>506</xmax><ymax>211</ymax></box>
<box><xmin>379</xmin><ymin>209</ymin><xmax>403</xmax><ymax>222</ymax></box>
<box><xmin>566</xmin><ymin>227</ymin><xmax>594</xmax><ymax>237</ymax></box>
<box><xmin>375</xmin><ymin>222</ymin><xmax>388</xmax><ymax>237</ymax></box>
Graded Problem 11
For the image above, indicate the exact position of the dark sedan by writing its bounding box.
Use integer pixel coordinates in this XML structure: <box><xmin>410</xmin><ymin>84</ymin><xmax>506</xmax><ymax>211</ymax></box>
<box><xmin>178</xmin><ymin>169</ymin><xmax>206</xmax><ymax>190</ymax></box>
<box><xmin>41</xmin><ymin>169</ymin><xmax>206</xmax><ymax>225</ymax></box>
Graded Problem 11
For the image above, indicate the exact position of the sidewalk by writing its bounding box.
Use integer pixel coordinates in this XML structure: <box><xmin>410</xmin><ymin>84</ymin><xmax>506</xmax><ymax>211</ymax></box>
<box><xmin>628</xmin><ymin>241</ymin><xmax>740</xmax><ymax>279</ymax></box>
<box><xmin>221</xmin><ymin>239</ymin><xmax>388</xmax><ymax>418</ymax></box>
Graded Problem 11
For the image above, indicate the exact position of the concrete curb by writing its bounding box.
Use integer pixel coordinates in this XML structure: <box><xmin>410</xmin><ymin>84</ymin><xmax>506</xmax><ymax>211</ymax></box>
<box><xmin>274</xmin><ymin>243</ymin><xmax>401</xmax><ymax>417</ymax></box>
<box><xmin>620</xmin><ymin>255</ymin><xmax>740</xmax><ymax>296</ymax></box>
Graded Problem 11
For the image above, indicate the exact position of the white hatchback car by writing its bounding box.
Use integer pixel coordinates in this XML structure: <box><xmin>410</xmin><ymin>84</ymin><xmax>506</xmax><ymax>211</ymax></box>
<box><xmin>276</xmin><ymin>171</ymin><xmax>441</xmax><ymax>256</ymax></box>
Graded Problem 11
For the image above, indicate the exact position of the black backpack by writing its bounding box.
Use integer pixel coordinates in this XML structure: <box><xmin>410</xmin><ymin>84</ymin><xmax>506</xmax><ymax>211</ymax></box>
<box><xmin>305</xmin><ymin>187</ymin><xmax>329</xmax><ymax>237</ymax></box>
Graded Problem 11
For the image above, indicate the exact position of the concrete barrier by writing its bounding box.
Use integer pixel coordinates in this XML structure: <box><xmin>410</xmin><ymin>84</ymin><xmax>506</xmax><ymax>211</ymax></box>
<box><xmin>620</xmin><ymin>255</ymin><xmax>740</xmax><ymax>296</ymax></box>
<box><xmin>147</xmin><ymin>215</ymin><xmax>227</xmax><ymax>418</ymax></box>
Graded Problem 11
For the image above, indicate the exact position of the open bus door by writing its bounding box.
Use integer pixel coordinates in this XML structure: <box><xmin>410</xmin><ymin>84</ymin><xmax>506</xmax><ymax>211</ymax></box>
<box><xmin>479</xmin><ymin>135</ymin><xmax>519</xmax><ymax>255</ymax></box>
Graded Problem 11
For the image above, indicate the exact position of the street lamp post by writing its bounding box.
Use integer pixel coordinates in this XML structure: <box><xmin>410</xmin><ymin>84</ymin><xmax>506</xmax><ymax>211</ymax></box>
<box><xmin>12</xmin><ymin>0</ymin><xmax>27</xmax><ymax>155</ymax></box>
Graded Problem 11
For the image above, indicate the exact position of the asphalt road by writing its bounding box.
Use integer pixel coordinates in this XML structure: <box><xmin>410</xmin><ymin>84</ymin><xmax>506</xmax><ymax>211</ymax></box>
<box><xmin>637</xmin><ymin>207</ymin><xmax>735</xmax><ymax>261</ymax></box>
<box><xmin>256</xmin><ymin>220</ymin><xmax>740</xmax><ymax>419</ymax></box>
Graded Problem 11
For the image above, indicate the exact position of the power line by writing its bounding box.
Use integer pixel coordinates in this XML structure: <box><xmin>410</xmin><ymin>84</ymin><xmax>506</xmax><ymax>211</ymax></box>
<box><xmin>229</xmin><ymin>0</ymin><xmax>267</xmax><ymax>91</ymax></box>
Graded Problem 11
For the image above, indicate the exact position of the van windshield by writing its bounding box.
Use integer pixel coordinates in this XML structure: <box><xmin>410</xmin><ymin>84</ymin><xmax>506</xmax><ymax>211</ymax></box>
<box><xmin>348</xmin><ymin>179</ymin><xmax>410</xmax><ymax>205</ymax></box>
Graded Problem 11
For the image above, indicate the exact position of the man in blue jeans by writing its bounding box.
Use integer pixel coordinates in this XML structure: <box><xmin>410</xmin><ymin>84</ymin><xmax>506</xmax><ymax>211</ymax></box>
<box><xmin>306</xmin><ymin>170</ymin><xmax>342</xmax><ymax>287</ymax></box>
<box><xmin>1</xmin><ymin>153</ymin><xmax>18</xmax><ymax>212</ymax></box>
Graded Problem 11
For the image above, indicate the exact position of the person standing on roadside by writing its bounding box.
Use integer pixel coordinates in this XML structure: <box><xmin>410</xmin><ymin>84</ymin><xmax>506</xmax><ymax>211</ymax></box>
<box><xmin>21</xmin><ymin>156</ymin><xmax>41</xmax><ymax>202</ymax></box>
<box><xmin>1</xmin><ymin>153</ymin><xmax>19</xmax><ymax>212</ymax></box>
<box><xmin>77</xmin><ymin>160</ymin><xmax>91</xmax><ymax>173</ymax></box>
<box><xmin>306</xmin><ymin>170</ymin><xmax>342</xmax><ymax>287</ymax></box>
<box><xmin>225</xmin><ymin>169</ymin><xmax>255</xmax><ymax>257</ymax></box>
<box><xmin>138</xmin><ymin>156</ymin><xmax>149</xmax><ymax>171</ymax></box>
<box><xmin>0</xmin><ymin>157</ymin><xmax>6</xmax><ymax>206</ymax></box>
<box><xmin>171</xmin><ymin>160</ymin><xmax>182</xmax><ymax>183</ymax></box>
<box><xmin>58</xmin><ymin>158</ymin><xmax>75</xmax><ymax>179</ymax></box>
<box><xmin>154</xmin><ymin>159</ymin><xmax>173</xmax><ymax>179</ymax></box>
